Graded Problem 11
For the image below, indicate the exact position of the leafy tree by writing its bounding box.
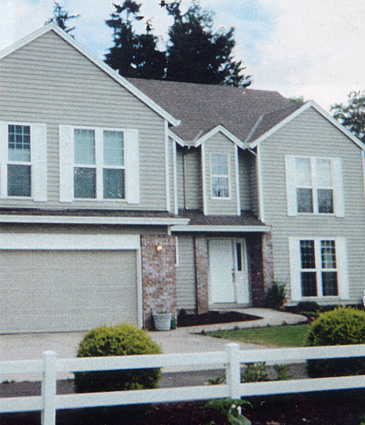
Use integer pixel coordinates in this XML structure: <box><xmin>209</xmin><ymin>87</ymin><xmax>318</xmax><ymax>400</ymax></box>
<box><xmin>332</xmin><ymin>90</ymin><xmax>365</xmax><ymax>143</ymax></box>
<box><xmin>105</xmin><ymin>1</ymin><xmax>165</xmax><ymax>79</ymax></box>
<box><xmin>161</xmin><ymin>0</ymin><xmax>251</xmax><ymax>87</ymax></box>
<box><xmin>46</xmin><ymin>1</ymin><xmax>80</xmax><ymax>36</ymax></box>
<box><xmin>289</xmin><ymin>96</ymin><xmax>304</xmax><ymax>106</ymax></box>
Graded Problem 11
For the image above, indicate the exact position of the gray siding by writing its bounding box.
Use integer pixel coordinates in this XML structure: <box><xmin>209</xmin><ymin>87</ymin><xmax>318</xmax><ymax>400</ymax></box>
<box><xmin>238</xmin><ymin>150</ymin><xmax>251</xmax><ymax>211</ymax></box>
<box><xmin>176</xmin><ymin>146</ymin><xmax>202</xmax><ymax>210</ymax></box>
<box><xmin>249</xmin><ymin>152</ymin><xmax>259</xmax><ymax>216</ymax></box>
<box><xmin>260</xmin><ymin>107</ymin><xmax>365</xmax><ymax>302</ymax></box>
<box><xmin>0</xmin><ymin>31</ymin><xmax>167</xmax><ymax>211</ymax></box>
<box><xmin>176</xmin><ymin>235</ymin><xmax>196</xmax><ymax>310</ymax></box>
<box><xmin>204</xmin><ymin>133</ymin><xmax>239</xmax><ymax>215</ymax></box>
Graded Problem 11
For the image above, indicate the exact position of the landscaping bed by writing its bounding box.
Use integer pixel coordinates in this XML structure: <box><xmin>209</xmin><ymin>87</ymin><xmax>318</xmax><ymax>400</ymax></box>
<box><xmin>177</xmin><ymin>310</ymin><xmax>261</xmax><ymax>327</ymax></box>
<box><xmin>3</xmin><ymin>390</ymin><xmax>364</xmax><ymax>424</ymax></box>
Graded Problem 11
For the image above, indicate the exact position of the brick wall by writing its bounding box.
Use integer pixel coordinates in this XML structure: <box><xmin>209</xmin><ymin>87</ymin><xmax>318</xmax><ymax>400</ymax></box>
<box><xmin>140</xmin><ymin>234</ymin><xmax>176</xmax><ymax>329</ymax></box>
<box><xmin>194</xmin><ymin>236</ymin><xmax>209</xmax><ymax>314</ymax></box>
<box><xmin>262</xmin><ymin>232</ymin><xmax>274</xmax><ymax>291</ymax></box>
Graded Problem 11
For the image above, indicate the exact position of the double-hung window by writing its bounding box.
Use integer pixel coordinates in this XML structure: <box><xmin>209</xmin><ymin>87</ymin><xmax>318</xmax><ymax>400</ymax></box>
<box><xmin>8</xmin><ymin>124</ymin><xmax>32</xmax><ymax>197</ymax></box>
<box><xmin>285</xmin><ymin>155</ymin><xmax>344</xmax><ymax>217</ymax></box>
<box><xmin>0</xmin><ymin>121</ymin><xmax>47</xmax><ymax>201</ymax></box>
<box><xmin>59</xmin><ymin>125</ymin><xmax>138</xmax><ymax>204</ymax></box>
<box><xmin>73</xmin><ymin>128</ymin><xmax>125</xmax><ymax>200</ymax></box>
<box><xmin>289</xmin><ymin>237</ymin><xmax>349</xmax><ymax>301</ymax></box>
<box><xmin>211</xmin><ymin>153</ymin><xmax>229</xmax><ymax>198</ymax></box>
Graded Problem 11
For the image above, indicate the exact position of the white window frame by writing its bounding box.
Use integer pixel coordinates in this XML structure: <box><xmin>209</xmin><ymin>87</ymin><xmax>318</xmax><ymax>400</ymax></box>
<box><xmin>210</xmin><ymin>153</ymin><xmax>230</xmax><ymax>200</ymax></box>
<box><xmin>289</xmin><ymin>237</ymin><xmax>349</xmax><ymax>301</ymax></box>
<box><xmin>73</xmin><ymin>126</ymin><xmax>126</xmax><ymax>202</ymax></box>
<box><xmin>285</xmin><ymin>155</ymin><xmax>344</xmax><ymax>217</ymax></box>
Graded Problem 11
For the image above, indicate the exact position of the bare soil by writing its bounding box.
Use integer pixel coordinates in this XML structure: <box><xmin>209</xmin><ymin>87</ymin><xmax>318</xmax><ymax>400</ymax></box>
<box><xmin>177</xmin><ymin>310</ymin><xmax>261</xmax><ymax>327</ymax></box>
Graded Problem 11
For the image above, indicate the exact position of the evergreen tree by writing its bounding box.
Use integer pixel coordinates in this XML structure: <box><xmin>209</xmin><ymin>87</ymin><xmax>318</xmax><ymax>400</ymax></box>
<box><xmin>161</xmin><ymin>0</ymin><xmax>250</xmax><ymax>87</ymax></box>
<box><xmin>332</xmin><ymin>90</ymin><xmax>365</xmax><ymax>143</ymax></box>
<box><xmin>105</xmin><ymin>2</ymin><xmax>165</xmax><ymax>79</ymax></box>
<box><xmin>46</xmin><ymin>1</ymin><xmax>80</xmax><ymax>36</ymax></box>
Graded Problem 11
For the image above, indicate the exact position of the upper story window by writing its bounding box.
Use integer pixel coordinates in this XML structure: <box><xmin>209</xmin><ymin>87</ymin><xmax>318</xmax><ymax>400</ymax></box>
<box><xmin>211</xmin><ymin>153</ymin><xmax>229</xmax><ymax>198</ymax></box>
<box><xmin>73</xmin><ymin>128</ymin><xmax>125</xmax><ymax>200</ymax></box>
<box><xmin>59</xmin><ymin>125</ymin><xmax>139</xmax><ymax>204</ymax></box>
<box><xmin>8</xmin><ymin>124</ymin><xmax>32</xmax><ymax>197</ymax></box>
<box><xmin>285</xmin><ymin>155</ymin><xmax>344</xmax><ymax>217</ymax></box>
<box><xmin>0</xmin><ymin>121</ymin><xmax>47</xmax><ymax>202</ymax></box>
<box><xmin>289</xmin><ymin>237</ymin><xmax>349</xmax><ymax>301</ymax></box>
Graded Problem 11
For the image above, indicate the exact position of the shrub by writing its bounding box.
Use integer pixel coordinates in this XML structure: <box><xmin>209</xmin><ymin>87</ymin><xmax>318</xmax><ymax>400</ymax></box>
<box><xmin>265</xmin><ymin>281</ymin><xmax>286</xmax><ymax>310</ymax></box>
<box><xmin>306</xmin><ymin>307</ymin><xmax>365</xmax><ymax>377</ymax></box>
<box><xmin>74</xmin><ymin>324</ymin><xmax>161</xmax><ymax>393</ymax></box>
<box><xmin>241</xmin><ymin>362</ymin><xmax>269</xmax><ymax>382</ymax></box>
<box><xmin>296</xmin><ymin>301</ymin><xmax>320</xmax><ymax>313</ymax></box>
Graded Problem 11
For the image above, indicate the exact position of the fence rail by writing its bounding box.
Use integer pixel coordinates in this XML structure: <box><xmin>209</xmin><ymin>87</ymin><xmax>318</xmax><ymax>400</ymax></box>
<box><xmin>1</xmin><ymin>343</ymin><xmax>364</xmax><ymax>425</ymax></box>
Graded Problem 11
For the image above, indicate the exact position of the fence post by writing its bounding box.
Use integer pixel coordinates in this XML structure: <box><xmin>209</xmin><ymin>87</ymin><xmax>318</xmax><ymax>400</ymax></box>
<box><xmin>41</xmin><ymin>351</ymin><xmax>57</xmax><ymax>425</ymax></box>
<box><xmin>226</xmin><ymin>343</ymin><xmax>241</xmax><ymax>399</ymax></box>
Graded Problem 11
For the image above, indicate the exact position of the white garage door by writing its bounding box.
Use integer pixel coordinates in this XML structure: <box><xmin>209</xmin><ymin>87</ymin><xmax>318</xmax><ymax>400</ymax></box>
<box><xmin>0</xmin><ymin>250</ymin><xmax>138</xmax><ymax>333</ymax></box>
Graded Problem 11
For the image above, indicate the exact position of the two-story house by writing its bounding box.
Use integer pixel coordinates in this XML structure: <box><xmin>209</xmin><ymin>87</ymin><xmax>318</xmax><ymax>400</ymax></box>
<box><xmin>0</xmin><ymin>24</ymin><xmax>364</xmax><ymax>334</ymax></box>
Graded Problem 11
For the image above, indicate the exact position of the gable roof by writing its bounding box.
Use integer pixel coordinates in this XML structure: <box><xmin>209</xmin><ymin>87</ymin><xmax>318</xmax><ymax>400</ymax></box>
<box><xmin>0</xmin><ymin>24</ymin><xmax>180</xmax><ymax>127</ymax></box>
<box><xmin>249</xmin><ymin>101</ymin><xmax>365</xmax><ymax>150</ymax></box>
<box><xmin>128</xmin><ymin>78</ymin><xmax>297</xmax><ymax>146</ymax></box>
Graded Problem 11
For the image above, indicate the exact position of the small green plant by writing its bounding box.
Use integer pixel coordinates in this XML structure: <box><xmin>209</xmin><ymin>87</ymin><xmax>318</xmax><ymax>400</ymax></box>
<box><xmin>205</xmin><ymin>398</ymin><xmax>252</xmax><ymax>425</ymax></box>
<box><xmin>306</xmin><ymin>307</ymin><xmax>365</xmax><ymax>377</ymax></box>
<box><xmin>265</xmin><ymin>281</ymin><xmax>286</xmax><ymax>310</ymax></box>
<box><xmin>205</xmin><ymin>375</ymin><xmax>226</xmax><ymax>385</ymax></box>
<box><xmin>273</xmin><ymin>364</ymin><xmax>292</xmax><ymax>380</ymax></box>
<box><xmin>241</xmin><ymin>362</ymin><xmax>269</xmax><ymax>383</ymax></box>
<box><xmin>74</xmin><ymin>323</ymin><xmax>161</xmax><ymax>393</ymax></box>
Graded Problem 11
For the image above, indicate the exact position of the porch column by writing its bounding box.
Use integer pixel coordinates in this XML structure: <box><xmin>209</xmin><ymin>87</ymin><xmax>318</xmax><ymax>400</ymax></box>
<box><xmin>140</xmin><ymin>234</ymin><xmax>177</xmax><ymax>329</ymax></box>
<box><xmin>194</xmin><ymin>236</ymin><xmax>209</xmax><ymax>314</ymax></box>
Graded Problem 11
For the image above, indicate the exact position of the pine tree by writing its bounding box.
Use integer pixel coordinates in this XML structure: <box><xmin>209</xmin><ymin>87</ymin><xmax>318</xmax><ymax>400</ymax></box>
<box><xmin>46</xmin><ymin>1</ymin><xmax>80</xmax><ymax>36</ymax></box>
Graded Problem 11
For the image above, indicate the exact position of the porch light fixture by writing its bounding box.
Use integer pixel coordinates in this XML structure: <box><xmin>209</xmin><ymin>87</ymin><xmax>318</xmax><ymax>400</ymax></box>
<box><xmin>156</xmin><ymin>243</ymin><xmax>163</xmax><ymax>253</ymax></box>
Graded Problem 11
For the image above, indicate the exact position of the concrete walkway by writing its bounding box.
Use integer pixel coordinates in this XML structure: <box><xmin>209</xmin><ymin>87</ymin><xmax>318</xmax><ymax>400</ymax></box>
<box><xmin>0</xmin><ymin>309</ymin><xmax>306</xmax><ymax>381</ymax></box>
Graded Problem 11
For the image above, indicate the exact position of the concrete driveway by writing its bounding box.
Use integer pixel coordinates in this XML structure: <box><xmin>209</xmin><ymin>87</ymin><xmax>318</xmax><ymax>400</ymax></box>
<box><xmin>0</xmin><ymin>308</ymin><xmax>306</xmax><ymax>381</ymax></box>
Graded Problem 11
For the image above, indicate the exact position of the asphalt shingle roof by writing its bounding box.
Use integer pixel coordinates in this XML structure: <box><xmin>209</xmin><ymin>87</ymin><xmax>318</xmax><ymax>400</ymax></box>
<box><xmin>128</xmin><ymin>78</ymin><xmax>299</xmax><ymax>144</ymax></box>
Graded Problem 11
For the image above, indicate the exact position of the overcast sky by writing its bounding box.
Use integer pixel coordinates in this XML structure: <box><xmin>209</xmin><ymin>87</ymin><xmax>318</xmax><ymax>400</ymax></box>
<box><xmin>1</xmin><ymin>0</ymin><xmax>364</xmax><ymax>111</ymax></box>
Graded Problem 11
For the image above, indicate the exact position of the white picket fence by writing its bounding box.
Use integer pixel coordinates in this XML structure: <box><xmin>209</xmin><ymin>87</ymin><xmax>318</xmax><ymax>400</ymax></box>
<box><xmin>1</xmin><ymin>343</ymin><xmax>365</xmax><ymax>425</ymax></box>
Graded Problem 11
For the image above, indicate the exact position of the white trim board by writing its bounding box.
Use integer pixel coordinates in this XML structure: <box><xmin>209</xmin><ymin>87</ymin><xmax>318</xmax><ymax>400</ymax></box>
<box><xmin>171</xmin><ymin>225</ymin><xmax>271</xmax><ymax>233</ymax></box>
<box><xmin>0</xmin><ymin>215</ymin><xmax>190</xmax><ymax>226</ymax></box>
<box><xmin>250</xmin><ymin>101</ymin><xmax>365</xmax><ymax>151</ymax></box>
<box><xmin>0</xmin><ymin>233</ymin><xmax>140</xmax><ymax>250</ymax></box>
<box><xmin>0</xmin><ymin>24</ymin><xmax>180</xmax><ymax>127</ymax></box>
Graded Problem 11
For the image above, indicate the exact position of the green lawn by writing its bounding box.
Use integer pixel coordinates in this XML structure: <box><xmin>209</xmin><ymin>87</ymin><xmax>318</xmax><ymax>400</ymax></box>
<box><xmin>209</xmin><ymin>324</ymin><xmax>310</xmax><ymax>347</ymax></box>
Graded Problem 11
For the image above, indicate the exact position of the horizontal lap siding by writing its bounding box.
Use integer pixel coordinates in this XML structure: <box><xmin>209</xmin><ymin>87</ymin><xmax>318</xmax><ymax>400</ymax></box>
<box><xmin>0</xmin><ymin>31</ymin><xmax>166</xmax><ymax>210</ymax></box>
<box><xmin>185</xmin><ymin>148</ymin><xmax>202</xmax><ymax>210</ymax></box>
<box><xmin>176</xmin><ymin>235</ymin><xmax>196</xmax><ymax>310</ymax></box>
<box><xmin>239</xmin><ymin>150</ymin><xmax>251</xmax><ymax>211</ymax></box>
<box><xmin>261</xmin><ymin>108</ymin><xmax>365</xmax><ymax>301</ymax></box>
<box><xmin>205</xmin><ymin>133</ymin><xmax>238</xmax><ymax>215</ymax></box>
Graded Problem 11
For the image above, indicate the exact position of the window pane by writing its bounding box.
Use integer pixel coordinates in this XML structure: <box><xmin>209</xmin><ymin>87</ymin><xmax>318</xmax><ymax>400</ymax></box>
<box><xmin>8</xmin><ymin>124</ymin><xmax>31</xmax><ymax>162</ymax></box>
<box><xmin>74</xmin><ymin>129</ymin><xmax>95</xmax><ymax>165</ymax></box>
<box><xmin>321</xmin><ymin>240</ymin><xmax>336</xmax><ymax>268</ymax></box>
<box><xmin>301</xmin><ymin>271</ymin><xmax>317</xmax><ymax>296</ymax></box>
<box><xmin>103</xmin><ymin>131</ymin><xmax>124</xmax><ymax>166</ymax></box>
<box><xmin>318</xmin><ymin>189</ymin><xmax>333</xmax><ymax>213</ymax></box>
<box><xmin>322</xmin><ymin>272</ymin><xmax>338</xmax><ymax>296</ymax></box>
<box><xmin>295</xmin><ymin>157</ymin><xmax>311</xmax><ymax>186</ymax></box>
<box><xmin>103</xmin><ymin>169</ymin><xmax>125</xmax><ymax>199</ymax></box>
<box><xmin>211</xmin><ymin>154</ymin><xmax>228</xmax><ymax>175</ymax></box>
<box><xmin>317</xmin><ymin>159</ymin><xmax>332</xmax><ymax>187</ymax></box>
<box><xmin>300</xmin><ymin>240</ymin><xmax>315</xmax><ymax>269</ymax></box>
<box><xmin>74</xmin><ymin>167</ymin><xmax>96</xmax><ymax>198</ymax></box>
<box><xmin>212</xmin><ymin>176</ymin><xmax>229</xmax><ymax>198</ymax></box>
<box><xmin>8</xmin><ymin>164</ymin><xmax>31</xmax><ymax>197</ymax></box>
<box><xmin>297</xmin><ymin>188</ymin><xmax>313</xmax><ymax>213</ymax></box>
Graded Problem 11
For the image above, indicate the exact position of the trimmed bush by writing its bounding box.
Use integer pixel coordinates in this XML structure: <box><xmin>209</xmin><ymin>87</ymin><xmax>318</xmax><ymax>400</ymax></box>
<box><xmin>74</xmin><ymin>324</ymin><xmax>162</xmax><ymax>393</ymax></box>
<box><xmin>265</xmin><ymin>281</ymin><xmax>286</xmax><ymax>310</ymax></box>
<box><xmin>306</xmin><ymin>307</ymin><xmax>365</xmax><ymax>377</ymax></box>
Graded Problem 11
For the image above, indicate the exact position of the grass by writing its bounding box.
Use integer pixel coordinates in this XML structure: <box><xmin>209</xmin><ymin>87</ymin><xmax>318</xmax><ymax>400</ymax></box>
<box><xmin>208</xmin><ymin>324</ymin><xmax>310</xmax><ymax>347</ymax></box>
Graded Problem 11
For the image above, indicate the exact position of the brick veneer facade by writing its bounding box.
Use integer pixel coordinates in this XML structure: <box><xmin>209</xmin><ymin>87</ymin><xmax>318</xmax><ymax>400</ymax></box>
<box><xmin>140</xmin><ymin>234</ymin><xmax>177</xmax><ymax>329</ymax></box>
<box><xmin>194</xmin><ymin>236</ymin><xmax>209</xmax><ymax>314</ymax></box>
<box><xmin>262</xmin><ymin>232</ymin><xmax>274</xmax><ymax>291</ymax></box>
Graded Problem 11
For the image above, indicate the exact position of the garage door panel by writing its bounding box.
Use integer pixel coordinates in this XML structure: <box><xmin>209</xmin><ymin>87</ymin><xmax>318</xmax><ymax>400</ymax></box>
<box><xmin>0</xmin><ymin>250</ymin><xmax>138</xmax><ymax>333</ymax></box>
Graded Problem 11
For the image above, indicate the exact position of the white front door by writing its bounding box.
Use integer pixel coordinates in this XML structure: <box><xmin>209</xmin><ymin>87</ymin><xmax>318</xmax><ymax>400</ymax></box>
<box><xmin>209</xmin><ymin>238</ymin><xmax>249</xmax><ymax>304</ymax></box>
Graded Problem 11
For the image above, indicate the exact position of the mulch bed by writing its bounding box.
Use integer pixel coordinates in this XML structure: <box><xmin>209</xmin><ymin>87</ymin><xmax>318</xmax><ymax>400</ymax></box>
<box><xmin>177</xmin><ymin>310</ymin><xmax>261</xmax><ymax>327</ymax></box>
<box><xmin>2</xmin><ymin>391</ymin><xmax>364</xmax><ymax>424</ymax></box>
